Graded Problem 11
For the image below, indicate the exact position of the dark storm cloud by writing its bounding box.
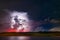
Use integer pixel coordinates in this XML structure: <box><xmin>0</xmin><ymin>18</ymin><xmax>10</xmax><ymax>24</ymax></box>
<box><xmin>0</xmin><ymin>0</ymin><xmax>60</xmax><ymax>32</ymax></box>
<box><xmin>0</xmin><ymin>0</ymin><xmax>58</xmax><ymax>21</ymax></box>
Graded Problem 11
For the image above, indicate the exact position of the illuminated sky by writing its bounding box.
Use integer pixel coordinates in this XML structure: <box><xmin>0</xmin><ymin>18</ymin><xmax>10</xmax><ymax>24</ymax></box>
<box><xmin>0</xmin><ymin>0</ymin><xmax>60</xmax><ymax>32</ymax></box>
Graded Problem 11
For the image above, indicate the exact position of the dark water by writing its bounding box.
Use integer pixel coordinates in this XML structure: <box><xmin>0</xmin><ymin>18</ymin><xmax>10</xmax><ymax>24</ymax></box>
<box><xmin>0</xmin><ymin>36</ymin><xmax>60</xmax><ymax>40</ymax></box>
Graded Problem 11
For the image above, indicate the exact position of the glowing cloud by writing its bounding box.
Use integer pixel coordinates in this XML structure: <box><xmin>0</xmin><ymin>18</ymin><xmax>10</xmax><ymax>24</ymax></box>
<box><xmin>9</xmin><ymin>11</ymin><xmax>31</xmax><ymax>32</ymax></box>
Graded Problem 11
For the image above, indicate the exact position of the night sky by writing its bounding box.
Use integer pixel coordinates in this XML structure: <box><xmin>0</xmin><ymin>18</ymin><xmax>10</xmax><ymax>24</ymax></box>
<box><xmin>0</xmin><ymin>0</ymin><xmax>60</xmax><ymax>32</ymax></box>
<box><xmin>0</xmin><ymin>0</ymin><xmax>59</xmax><ymax>21</ymax></box>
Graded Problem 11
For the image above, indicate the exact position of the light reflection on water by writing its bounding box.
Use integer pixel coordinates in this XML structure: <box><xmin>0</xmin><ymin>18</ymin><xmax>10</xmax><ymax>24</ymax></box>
<box><xmin>0</xmin><ymin>36</ymin><xmax>60</xmax><ymax>40</ymax></box>
<box><xmin>9</xmin><ymin>36</ymin><xmax>30</xmax><ymax>40</ymax></box>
